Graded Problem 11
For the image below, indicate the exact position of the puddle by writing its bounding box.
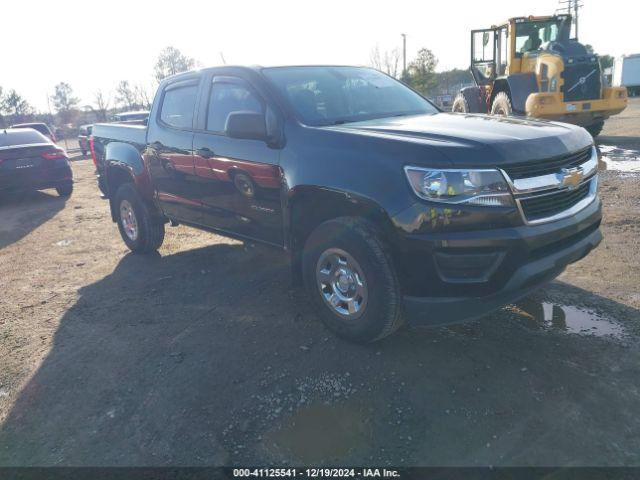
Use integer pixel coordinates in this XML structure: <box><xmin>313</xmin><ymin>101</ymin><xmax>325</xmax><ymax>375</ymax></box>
<box><xmin>598</xmin><ymin>144</ymin><xmax>640</xmax><ymax>173</ymax></box>
<box><xmin>509</xmin><ymin>299</ymin><xmax>625</xmax><ymax>339</ymax></box>
<box><xmin>263</xmin><ymin>401</ymin><xmax>372</xmax><ymax>463</ymax></box>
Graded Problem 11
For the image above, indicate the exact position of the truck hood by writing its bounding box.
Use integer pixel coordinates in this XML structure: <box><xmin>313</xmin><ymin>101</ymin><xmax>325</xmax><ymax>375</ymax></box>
<box><xmin>326</xmin><ymin>112</ymin><xmax>593</xmax><ymax>167</ymax></box>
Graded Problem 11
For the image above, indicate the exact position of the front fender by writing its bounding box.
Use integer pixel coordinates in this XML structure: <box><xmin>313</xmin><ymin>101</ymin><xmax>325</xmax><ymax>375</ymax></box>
<box><xmin>501</xmin><ymin>73</ymin><xmax>538</xmax><ymax>114</ymax></box>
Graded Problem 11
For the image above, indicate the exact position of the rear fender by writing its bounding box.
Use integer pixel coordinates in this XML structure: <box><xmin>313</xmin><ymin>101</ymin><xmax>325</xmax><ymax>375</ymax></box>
<box><xmin>104</xmin><ymin>142</ymin><xmax>158</xmax><ymax>221</ymax></box>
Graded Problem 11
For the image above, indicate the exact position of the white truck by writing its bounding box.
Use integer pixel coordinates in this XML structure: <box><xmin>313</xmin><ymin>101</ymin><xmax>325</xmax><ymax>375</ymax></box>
<box><xmin>613</xmin><ymin>54</ymin><xmax>640</xmax><ymax>96</ymax></box>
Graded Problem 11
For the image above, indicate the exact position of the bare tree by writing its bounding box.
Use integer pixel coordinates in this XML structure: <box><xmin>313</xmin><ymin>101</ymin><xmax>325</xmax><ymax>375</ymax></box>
<box><xmin>370</xmin><ymin>45</ymin><xmax>402</xmax><ymax>78</ymax></box>
<box><xmin>154</xmin><ymin>46</ymin><xmax>196</xmax><ymax>83</ymax></box>
<box><xmin>115</xmin><ymin>81</ymin><xmax>136</xmax><ymax>110</ymax></box>
<box><xmin>52</xmin><ymin>83</ymin><xmax>79</xmax><ymax>112</ymax></box>
<box><xmin>94</xmin><ymin>90</ymin><xmax>111</xmax><ymax>121</ymax></box>
<box><xmin>133</xmin><ymin>84</ymin><xmax>152</xmax><ymax>110</ymax></box>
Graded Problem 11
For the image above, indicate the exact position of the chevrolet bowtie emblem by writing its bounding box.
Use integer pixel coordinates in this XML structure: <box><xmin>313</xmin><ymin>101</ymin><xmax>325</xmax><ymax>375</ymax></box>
<box><xmin>561</xmin><ymin>167</ymin><xmax>583</xmax><ymax>189</ymax></box>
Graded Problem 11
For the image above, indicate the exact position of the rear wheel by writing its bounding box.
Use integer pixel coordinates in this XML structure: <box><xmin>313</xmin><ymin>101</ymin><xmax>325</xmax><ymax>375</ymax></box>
<box><xmin>585</xmin><ymin>121</ymin><xmax>604</xmax><ymax>138</ymax></box>
<box><xmin>56</xmin><ymin>183</ymin><xmax>73</xmax><ymax>197</ymax></box>
<box><xmin>302</xmin><ymin>217</ymin><xmax>404</xmax><ymax>343</ymax></box>
<box><xmin>114</xmin><ymin>183</ymin><xmax>165</xmax><ymax>253</ymax></box>
<box><xmin>452</xmin><ymin>93</ymin><xmax>470</xmax><ymax>113</ymax></box>
<box><xmin>491</xmin><ymin>91</ymin><xmax>513</xmax><ymax>116</ymax></box>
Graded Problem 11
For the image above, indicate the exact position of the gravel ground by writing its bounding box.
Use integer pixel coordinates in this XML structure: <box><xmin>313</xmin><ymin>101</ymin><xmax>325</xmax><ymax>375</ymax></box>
<box><xmin>0</xmin><ymin>101</ymin><xmax>639</xmax><ymax>466</ymax></box>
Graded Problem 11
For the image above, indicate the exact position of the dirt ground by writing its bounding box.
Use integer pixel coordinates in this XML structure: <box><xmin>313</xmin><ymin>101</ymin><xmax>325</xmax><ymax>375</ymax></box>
<box><xmin>0</xmin><ymin>101</ymin><xmax>639</xmax><ymax>466</ymax></box>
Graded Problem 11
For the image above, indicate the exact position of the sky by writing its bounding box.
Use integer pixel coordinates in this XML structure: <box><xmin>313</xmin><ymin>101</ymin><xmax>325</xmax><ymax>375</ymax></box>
<box><xmin>1</xmin><ymin>0</ymin><xmax>638</xmax><ymax>111</ymax></box>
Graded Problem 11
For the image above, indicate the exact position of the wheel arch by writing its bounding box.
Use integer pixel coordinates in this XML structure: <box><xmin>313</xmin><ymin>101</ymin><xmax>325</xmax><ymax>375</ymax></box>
<box><xmin>456</xmin><ymin>86</ymin><xmax>485</xmax><ymax>113</ymax></box>
<box><xmin>103</xmin><ymin>142</ymin><xmax>159</xmax><ymax>222</ymax></box>
<box><xmin>286</xmin><ymin>186</ymin><xmax>399</xmax><ymax>278</ymax></box>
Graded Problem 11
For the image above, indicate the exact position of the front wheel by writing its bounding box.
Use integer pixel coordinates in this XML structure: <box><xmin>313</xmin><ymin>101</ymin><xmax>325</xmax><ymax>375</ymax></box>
<box><xmin>114</xmin><ymin>183</ymin><xmax>165</xmax><ymax>253</ymax></box>
<box><xmin>452</xmin><ymin>93</ymin><xmax>470</xmax><ymax>113</ymax></box>
<box><xmin>491</xmin><ymin>92</ymin><xmax>513</xmax><ymax>116</ymax></box>
<box><xmin>302</xmin><ymin>217</ymin><xmax>404</xmax><ymax>343</ymax></box>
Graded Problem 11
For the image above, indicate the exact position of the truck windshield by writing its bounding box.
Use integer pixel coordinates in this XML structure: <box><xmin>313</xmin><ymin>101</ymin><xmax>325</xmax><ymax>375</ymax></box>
<box><xmin>262</xmin><ymin>66</ymin><xmax>437</xmax><ymax>126</ymax></box>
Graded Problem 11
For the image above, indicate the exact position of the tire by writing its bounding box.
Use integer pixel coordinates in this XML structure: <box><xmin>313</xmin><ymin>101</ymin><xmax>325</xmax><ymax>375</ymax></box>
<box><xmin>114</xmin><ymin>183</ymin><xmax>165</xmax><ymax>253</ymax></box>
<box><xmin>491</xmin><ymin>91</ymin><xmax>513</xmax><ymax>116</ymax></box>
<box><xmin>452</xmin><ymin>93</ymin><xmax>470</xmax><ymax>113</ymax></box>
<box><xmin>56</xmin><ymin>183</ymin><xmax>73</xmax><ymax>197</ymax></box>
<box><xmin>585</xmin><ymin>121</ymin><xmax>604</xmax><ymax>138</ymax></box>
<box><xmin>302</xmin><ymin>217</ymin><xmax>404</xmax><ymax>343</ymax></box>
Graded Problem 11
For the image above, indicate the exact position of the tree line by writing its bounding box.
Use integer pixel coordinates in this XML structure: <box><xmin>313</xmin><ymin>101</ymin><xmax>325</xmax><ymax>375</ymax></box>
<box><xmin>0</xmin><ymin>46</ymin><xmax>196</xmax><ymax>129</ymax></box>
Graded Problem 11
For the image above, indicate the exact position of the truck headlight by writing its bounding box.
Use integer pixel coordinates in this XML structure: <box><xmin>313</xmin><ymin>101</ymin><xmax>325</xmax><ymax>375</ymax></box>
<box><xmin>549</xmin><ymin>76</ymin><xmax>558</xmax><ymax>92</ymax></box>
<box><xmin>404</xmin><ymin>167</ymin><xmax>514</xmax><ymax>207</ymax></box>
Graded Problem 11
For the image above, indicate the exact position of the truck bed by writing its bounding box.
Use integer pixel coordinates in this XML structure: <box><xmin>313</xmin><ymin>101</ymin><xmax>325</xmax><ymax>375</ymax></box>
<box><xmin>92</xmin><ymin>122</ymin><xmax>147</xmax><ymax>146</ymax></box>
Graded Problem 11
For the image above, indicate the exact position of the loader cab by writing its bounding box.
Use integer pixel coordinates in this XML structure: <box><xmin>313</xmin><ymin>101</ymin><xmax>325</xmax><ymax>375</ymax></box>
<box><xmin>470</xmin><ymin>15</ymin><xmax>571</xmax><ymax>85</ymax></box>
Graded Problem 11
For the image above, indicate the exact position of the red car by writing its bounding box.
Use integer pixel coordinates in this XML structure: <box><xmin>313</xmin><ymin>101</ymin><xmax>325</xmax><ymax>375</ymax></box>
<box><xmin>0</xmin><ymin>128</ymin><xmax>73</xmax><ymax>197</ymax></box>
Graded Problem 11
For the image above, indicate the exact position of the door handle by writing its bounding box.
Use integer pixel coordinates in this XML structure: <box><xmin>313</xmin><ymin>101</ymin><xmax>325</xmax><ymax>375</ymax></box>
<box><xmin>196</xmin><ymin>147</ymin><xmax>215</xmax><ymax>159</ymax></box>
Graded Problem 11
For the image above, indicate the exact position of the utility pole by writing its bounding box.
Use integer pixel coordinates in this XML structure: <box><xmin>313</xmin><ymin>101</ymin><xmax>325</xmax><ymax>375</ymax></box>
<box><xmin>574</xmin><ymin>0</ymin><xmax>579</xmax><ymax>40</ymax></box>
<box><xmin>556</xmin><ymin>0</ymin><xmax>583</xmax><ymax>40</ymax></box>
<box><xmin>401</xmin><ymin>33</ymin><xmax>407</xmax><ymax>77</ymax></box>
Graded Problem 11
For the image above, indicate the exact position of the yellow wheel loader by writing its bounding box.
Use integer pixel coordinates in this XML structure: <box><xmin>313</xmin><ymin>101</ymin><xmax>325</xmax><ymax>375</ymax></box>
<box><xmin>452</xmin><ymin>14</ymin><xmax>628</xmax><ymax>136</ymax></box>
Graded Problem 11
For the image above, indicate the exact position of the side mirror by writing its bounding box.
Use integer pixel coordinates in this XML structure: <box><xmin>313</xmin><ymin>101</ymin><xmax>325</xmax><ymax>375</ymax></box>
<box><xmin>225</xmin><ymin>111</ymin><xmax>267</xmax><ymax>141</ymax></box>
<box><xmin>483</xmin><ymin>32</ymin><xmax>490</xmax><ymax>47</ymax></box>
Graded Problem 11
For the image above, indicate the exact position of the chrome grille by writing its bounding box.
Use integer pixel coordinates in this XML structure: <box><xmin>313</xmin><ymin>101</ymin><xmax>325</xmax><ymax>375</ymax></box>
<box><xmin>501</xmin><ymin>146</ymin><xmax>599</xmax><ymax>225</ymax></box>
<box><xmin>520</xmin><ymin>181</ymin><xmax>592</xmax><ymax>222</ymax></box>
<box><xmin>502</xmin><ymin>147</ymin><xmax>592</xmax><ymax>179</ymax></box>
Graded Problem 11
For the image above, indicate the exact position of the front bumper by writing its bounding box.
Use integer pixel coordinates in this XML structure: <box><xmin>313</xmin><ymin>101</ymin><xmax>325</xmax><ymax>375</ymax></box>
<box><xmin>403</xmin><ymin>226</ymin><xmax>601</xmax><ymax>327</ymax></box>
<box><xmin>525</xmin><ymin>87</ymin><xmax>628</xmax><ymax>126</ymax></box>
<box><xmin>392</xmin><ymin>195</ymin><xmax>602</xmax><ymax>326</ymax></box>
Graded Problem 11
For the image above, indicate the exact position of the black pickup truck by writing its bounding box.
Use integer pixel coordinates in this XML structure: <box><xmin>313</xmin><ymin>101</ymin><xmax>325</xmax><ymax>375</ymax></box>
<box><xmin>91</xmin><ymin>65</ymin><xmax>602</xmax><ymax>342</ymax></box>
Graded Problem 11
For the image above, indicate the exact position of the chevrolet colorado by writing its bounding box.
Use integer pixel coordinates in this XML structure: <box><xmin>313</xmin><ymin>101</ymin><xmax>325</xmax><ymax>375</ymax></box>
<box><xmin>91</xmin><ymin>65</ymin><xmax>602</xmax><ymax>342</ymax></box>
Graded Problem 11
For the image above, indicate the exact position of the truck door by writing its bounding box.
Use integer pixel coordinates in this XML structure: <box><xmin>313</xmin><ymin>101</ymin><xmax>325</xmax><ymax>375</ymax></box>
<box><xmin>191</xmin><ymin>75</ymin><xmax>283</xmax><ymax>246</ymax></box>
<box><xmin>146</xmin><ymin>78</ymin><xmax>201</xmax><ymax>223</ymax></box>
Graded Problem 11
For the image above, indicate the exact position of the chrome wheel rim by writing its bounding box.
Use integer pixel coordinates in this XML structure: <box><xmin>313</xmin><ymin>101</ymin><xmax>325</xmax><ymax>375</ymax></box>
<box><xmin>316</xmin><ymin>248</ymin><xmax>367</xmax><ymax>319</ymax></box>
<box><xmin>119</xmin><ymin>200</ymin><xmax>139</xmax><ymax>241</ymax></box>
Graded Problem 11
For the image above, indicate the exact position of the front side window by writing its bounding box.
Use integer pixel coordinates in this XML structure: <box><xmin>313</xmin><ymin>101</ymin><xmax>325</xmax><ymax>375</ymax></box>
<box><xmin>206</xmin><ymin>82</ymin><xmax>263</xmax><ymax>132</ymax></box>
<box><xmin>262</xmin><ymin>66</ymin><xmax>436</xmax><ymax>126</ymax></box>
<box><xmin>160</xmin><ymin>85</ymin><xmax>197</xmax><ymax>129</ymax></box>
<box><xmin>515</xmin><ymin>20</ymin><xmax>567</xmax><ymax>55</ymax></box>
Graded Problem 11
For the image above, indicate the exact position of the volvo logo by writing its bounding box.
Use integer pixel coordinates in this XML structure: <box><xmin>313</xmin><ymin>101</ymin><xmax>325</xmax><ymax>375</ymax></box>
<box><xmin>567</xmin><ymin>69</ymin><xmax>597</xmax><ymax>93</ymax></box>
<box><xmin>561</xmin><ymin>167</ymin><xmax>583</xmax><ymax>189</ymax></box>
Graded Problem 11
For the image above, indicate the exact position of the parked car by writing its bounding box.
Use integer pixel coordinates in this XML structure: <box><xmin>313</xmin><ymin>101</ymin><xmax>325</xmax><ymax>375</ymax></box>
<box><xmin>91</xmin><ymin>65</ymin><xmax>601</xmax><ymax>343</ymax></box>
<box><xmin>10</xmin><ymin>122</ymin><xmax>57</xmax><ymax>143</ymax></box>
<box><xmin>111</xmin><ymin>111</ymin><xmax>149</xmax><ymax>123</ymax></box>
<box><xmin>78</xmin><ymin>124</ymin><xmax>93</xmax><ymax>155</ymax></box>
<box><xmin>0</xmin><ymin>128</ymin><xmax>73</xmax><ymax>197</ymax></box>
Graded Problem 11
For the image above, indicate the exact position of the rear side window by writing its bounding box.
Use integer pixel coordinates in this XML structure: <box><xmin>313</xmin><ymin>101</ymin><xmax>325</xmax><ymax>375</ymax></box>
<box><xmin>160</xmin><ymin>85</ymin><xmax>198</xmax><ymax>129</ymax></box>
<box><xmin>13</xmin><ymin>124</ymin><xmax>50</xmax><ymax>136</ymax></box>
<box><xmin>206</xmin><ymin>82</ymin><xmax>263</xmax><ymax>132</ymax></box>
<box><xmin>0</xmin><ymin>129</ymin><xmax>49</xmax><ymax>147</ymax></box>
